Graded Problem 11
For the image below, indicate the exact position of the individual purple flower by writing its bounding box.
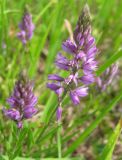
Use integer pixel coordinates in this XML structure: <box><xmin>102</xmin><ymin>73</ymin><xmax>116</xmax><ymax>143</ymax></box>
<box><xmin>62</xmin><ymin>39</ymin><xmax>77</xmax><ymax>54</ymax></box>
<box><xmin>47</xmin><ymin>82</ymin><xmax>64</xmax><ymax>96</ymax></box>
<box><xmin>17</xmin><ymin>31</ymin><xmax>26</xmax><ymax>45</ymax></box>
<box><xmin>79</xmin><ymin>74</ymin><xmax>95</xmax><ymax>85</ymax></box>
<box><xmin>96</xmin><ymin>64</ymin><xmax>118</xmax><ymax>91</ymax></box>
<box><xmin>17</xmin><ymin>121</ymin><xmax>23</xmax><ymax>129</ymax></box>
<box><xmin>70</xmin><ymin>92</ymin><xmax>80</xmax><ymax>105</ymax></box>
<box><xmin>48</xmin><ymin>74</ymin><xmax>64</xmax><ymax>81</ymax></box>
<box><xmin>3</xmin><ymin>108</ymin><xmax>21</xmax><ymax>121</ymax></box>
<box><xmin>82</xmin><ymin>59</ymin><xmax>98</xmax><ymax>74</ymax></box>
<box><xmin>47</xmin><ymin>82</ymin><xmax>61</xmax><ymax>91</ymax></box>
<box><xmin>17</xmin><ymin>12</ymin><xmax>35</xmax><ymax>45</ymax></box>
<box><xmin>86</xmin><ymin>46</ymin><xmax>97</xmax><ymax>59</ymax></box>
<box><xmin>47</xmin><ymin>4</ymin><xmax>98</xmax><ymax>120</ymax></box>
<box><xmin>3</xmin><ymin>75</ymin><xmax>38</xmax><ymax>128</ymax></box>
<box><xmin>74</xmin><ymin>87</ymin><xmax>88</xmax><ymax>98</ymax></box>
<box><xmin>55</xmin><ymin>53</ymin><xmax>70</xmax><ymax>70</ymax></box>
<box><xmin>70</xmin><ymin>87</ymin><xmax>88</xmax><ymax>105</ymax></box>
<box><xmin>56</xmin><ymin>107</ymin><xmax>62</xmax><ymax>122</ymax></box>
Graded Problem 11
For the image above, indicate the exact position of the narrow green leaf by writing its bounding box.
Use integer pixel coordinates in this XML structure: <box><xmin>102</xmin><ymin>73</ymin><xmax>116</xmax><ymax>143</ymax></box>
<box><xmin>42</xmin><ymin>92</ymin><xmax>57</xmax><ymax>124</ymax></box>
<box><xmin>10</xmin><ymin>128</ymin><xmax>27</xmax><ymax>160</ymax></box>
<box><xmin>98</xmin><ymin>118</ymin><xmax>122</xmax><ymax>160</ymax></box>
<box><xmin>34</xmin><ymin>0</ymin><xmax>57</xmax><ymax>23</ymax></box>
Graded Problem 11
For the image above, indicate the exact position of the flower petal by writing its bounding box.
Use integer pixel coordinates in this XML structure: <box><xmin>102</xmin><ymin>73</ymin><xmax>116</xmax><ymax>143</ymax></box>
<box><xmin>23</xmin><ymin>107</ymin><xmax>37</xmax><ymax>118</ymax></box>
<box><xmin>3</xmin><ymin>108</ymin><xmax>21</xmax><ymax>121</ymax></box>
<box><xmin>56</xmin><ymin>107</ymin><xmax>62</xmax><ymax>121</ymax></box>
<box><xmin>62</xmin><ymin>39</ymin><xmax>77</xmax><ymax>54</ymax></box>
<box><xmin>55</xmin><ymin>53</ymin><xmax>70</xmax><ymax>70</ymax></box>
<box><xmin>48</xmin><ymin>74</ymin><xmax>64</xmax><ymax>81</ymax></box>
<box><xmin>70</xmin><ymin>91</ymin><xmax>80</xmax><ymax>105</ymax></box>
<box><xmin>80</xmin><ymin>74</ymin><xmax>95</xmax><ymax>85</ymax></box>
<box><xmin>47</xmin><ymin>83</ymin><xmax>61</xmax><ymax>91</ymax></box>
<box><xmin>74</xmin><ymin>86</ymin><xmax>88</xmax><ymax>97</ymax></box>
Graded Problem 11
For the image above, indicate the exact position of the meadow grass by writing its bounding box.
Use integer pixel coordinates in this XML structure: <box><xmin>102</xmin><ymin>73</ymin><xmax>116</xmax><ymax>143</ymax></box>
<box><xmin>0</xmin><ymin>0</ymin><xmax>122</xmax><ymax>159</ymax></box>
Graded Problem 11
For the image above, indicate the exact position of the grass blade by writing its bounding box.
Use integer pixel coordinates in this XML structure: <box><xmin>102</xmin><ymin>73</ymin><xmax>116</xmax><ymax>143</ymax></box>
<box><xmin>98</xmin><ymin>118</ymin><xmax>122</xmax><ymax>160</ymax></box>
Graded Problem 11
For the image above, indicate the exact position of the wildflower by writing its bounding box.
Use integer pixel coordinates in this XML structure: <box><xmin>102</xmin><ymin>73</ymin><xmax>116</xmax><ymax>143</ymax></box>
<box><xmin>17</xmin><ymin>12</ymin><xmax>35</xmax><ymax>45</ymax></box>
<box><xmin>96</xmin><ymin>64</ymin><xmax>118</xmax><ymax>91</ymax></box>
<box><xmin>3</xmin><ymin>75</ymin><xmax>38</xmax><ymax>128</ymax></box>
<box><xmin>70</xmin><ymin>87</ymin><xmax>88</xmax><ymax>105</ymax></box>
<box><xmin>47</xmin><ymin>4</ymin><xmax>98</xmax><ymax>121</ymax></box>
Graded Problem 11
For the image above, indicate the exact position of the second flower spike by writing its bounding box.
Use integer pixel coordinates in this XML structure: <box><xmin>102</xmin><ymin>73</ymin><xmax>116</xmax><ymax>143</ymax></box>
<box><xmin>3</xmin><ymin>74</ymin><xmax>38</xmax><ymax>128</ymax></box>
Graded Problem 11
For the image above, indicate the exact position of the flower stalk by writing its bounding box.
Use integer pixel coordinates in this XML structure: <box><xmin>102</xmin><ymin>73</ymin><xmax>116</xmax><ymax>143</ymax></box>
<box><xmin>57</xmin><ymin>121</ymin><xmax>62</xmax><ymax>158</ymax></box>
<box><xmin>47</xmin><ymin>4</ymin><xmax>98</xmax><ymax>157</ymax></box>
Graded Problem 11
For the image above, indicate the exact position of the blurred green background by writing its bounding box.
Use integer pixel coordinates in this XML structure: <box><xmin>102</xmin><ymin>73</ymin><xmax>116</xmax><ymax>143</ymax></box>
<box><xmin>0</xmin><ymin>0</ymin><xmax>122</xmax><ymax>159</ymax></box>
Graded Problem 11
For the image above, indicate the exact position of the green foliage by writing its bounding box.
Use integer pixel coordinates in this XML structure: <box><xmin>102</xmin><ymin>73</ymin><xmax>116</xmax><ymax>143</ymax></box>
<box><xmin>0</xmin><ymin>0</ymin><xmax>122</xmax><ymax>159</ymax></box>
<box><xmin>64</xmin><ymin>91</ymin><xmax>122</xmax><ymax>156</ymax></box>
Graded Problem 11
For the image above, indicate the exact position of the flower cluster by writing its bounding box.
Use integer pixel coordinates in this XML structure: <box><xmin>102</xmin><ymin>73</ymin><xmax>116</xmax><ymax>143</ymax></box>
<box><xmin>17</xmin><ymin>12</ymin><xmax>35</xmax><ymax>45</ymax></box>
<box><xmin>47</xmin><ymin>5</ymin><xmax>98</xmax><ymax>120</ymax></box>
<box><xmin>96</xmin><ymin>64</ymin><xmax>118</xmax><ymax>91</ymax></box>
<box><xmin>3</xmin><ymin>75</ymin><xmax>38</xmax><ymax>128</ymax></box>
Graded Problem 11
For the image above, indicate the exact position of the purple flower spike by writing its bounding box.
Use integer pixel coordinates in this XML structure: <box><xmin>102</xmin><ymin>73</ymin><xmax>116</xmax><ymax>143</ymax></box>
<box><xmin>47</xmin><ymin>4</ymin><xmax>98</xmax><ymax>117</ymax></box>
<box><xmin>17</xmin><ymin>12</ymin><xmax>35</xmax><ymax>45</ymax></box>
<box><xmin>3</xmin><ymin>74</ymin><xmax>38</xmax><ymax>128</ymax></box>
<box><xmin>56</xmin><ymin>107</ymin><xmax>62</xmax><ymax>121</ymax></box>
<box><xmin>96</xmin><ymin>64</ymin><xmax>118</xmax><ymax>91</ymax></box>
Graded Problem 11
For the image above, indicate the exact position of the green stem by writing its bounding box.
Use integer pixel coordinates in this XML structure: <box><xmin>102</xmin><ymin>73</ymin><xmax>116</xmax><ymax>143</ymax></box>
<box><xmin>57</xmin><ymin>121</ymin><xmax>62</xmax><ymax>158</ymax></box>
<box><xmin>36</xmin><ymin>91</ymin><xmax>67</xmax><ymax>143</ymax></box>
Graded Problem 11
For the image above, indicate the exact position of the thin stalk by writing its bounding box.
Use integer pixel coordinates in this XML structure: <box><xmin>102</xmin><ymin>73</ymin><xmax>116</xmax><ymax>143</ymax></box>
<box><xmin>56</xmin><ymin>92</ymin><xmax>66</xmax><ymax>159</ymax></box>
<box><xmin>57</xmin><ymin>121</ymin><xmax>62</xmax><ymax>158</ymax></box>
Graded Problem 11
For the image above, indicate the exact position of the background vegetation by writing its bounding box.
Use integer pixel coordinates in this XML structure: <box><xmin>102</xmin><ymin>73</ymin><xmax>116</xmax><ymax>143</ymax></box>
<box><xmin>0</xmin><ymin>0</ymin><xmax>122</xmax><ymax>159</ymax></box>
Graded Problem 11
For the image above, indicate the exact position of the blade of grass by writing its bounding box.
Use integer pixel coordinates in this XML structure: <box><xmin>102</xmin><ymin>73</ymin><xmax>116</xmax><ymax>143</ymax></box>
<box><xmin>28</xmin><ymin>15</ymin><xmax>54</xmax><ymax>77</ymax></box>
<box><xmin>98</xmin><ymin>118</ymin><xmax>122</xmax><ymax>160</ymax></box>
<box><xmin>9</xmin><ymin>128</ymin><xmax>27</xmax><ymax>160</ymax></box>
<box><xmin>34</xmin><ymin>0</ymin><xmax>57</xmax><ymax>24</ymax></box>
<box><xmin>42</xmin><ymin>92</ymin><xmax>57</xmax><ymax>123</ymax></box>
<box><xmin>95</xmin><ymin>0</ymin><xmax>115</xmax><ymax>30</ymax></box>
